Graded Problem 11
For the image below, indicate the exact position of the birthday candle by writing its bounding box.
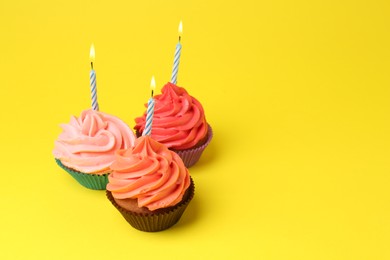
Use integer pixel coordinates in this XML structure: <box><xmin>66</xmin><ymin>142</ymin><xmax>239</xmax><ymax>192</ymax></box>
<box><xmin>170</xmin><ymin>21</ymin><xmax>183</xmax><ymax>85</ymax></box>
<box><xmin>89</xmin><ymin>44</ymin><xmax>99</xmax><ymax>111</ymax></box>
<box><xmin>143</xmin><ymin>76</ymin><xmax>156</xmax><ymax>136</ymax></box>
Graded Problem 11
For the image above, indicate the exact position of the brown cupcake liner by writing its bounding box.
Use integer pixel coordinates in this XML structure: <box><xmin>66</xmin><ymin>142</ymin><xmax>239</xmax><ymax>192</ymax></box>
<box><xmin>106</xmin><ymin>178</ymin><xmax>195</xmax><ymax>232</ymax></box>
<box><xmin>55</xmin><ymin>159</ymin><xmax>109</xmax><ymax>190</ymax></box>
<box><xmin>172</xmin><ymin>124</ymin><xmax>213</xmax><ymax>168</ymax></box>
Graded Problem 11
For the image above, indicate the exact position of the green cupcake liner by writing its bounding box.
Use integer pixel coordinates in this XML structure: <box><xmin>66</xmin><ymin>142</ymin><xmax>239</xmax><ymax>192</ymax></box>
<box><xmin>55</xmin><ymin>159</ymin><xmax>109</xmax><ymax>190</ymax></box>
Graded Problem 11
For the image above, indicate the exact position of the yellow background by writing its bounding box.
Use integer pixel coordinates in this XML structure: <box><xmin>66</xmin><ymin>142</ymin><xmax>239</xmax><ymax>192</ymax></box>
<box><xmin>0</xmin><ymin>0</ymin><xmax>389</xmax><ymax>259</ymax></box>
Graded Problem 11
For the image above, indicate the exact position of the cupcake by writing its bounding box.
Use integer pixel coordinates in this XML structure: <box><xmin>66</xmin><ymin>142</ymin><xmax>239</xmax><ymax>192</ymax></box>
<box><xmin>106</xmin><ymin>135</ymin><xmax>194</xmax><ymax>232</ymax></box>
<box><xmin>53</xmin><ymin>109</ymin><xmax>136</xmax><ymax>190</ymax></box>
<box><xmin>134</xmin><ymin>82</ymin><xmax>212</xmax><ymax>167</ymax></box>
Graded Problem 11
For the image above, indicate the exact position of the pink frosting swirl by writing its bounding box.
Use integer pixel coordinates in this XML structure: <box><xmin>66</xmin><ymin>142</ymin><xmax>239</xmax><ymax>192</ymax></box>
<box><xmin>134</xmin><ymin>82</ymin><xmax>208</xmax><ymax>150</ymax></box>
<box><xmin>53</xmin><ymin>109</ymin><xmax>136</xmax><ymax>174</ymax></box>
<box><xmin>107</xmin><ymin>136</ymin><xmax>190</xmax><ymax>211</ymax></box>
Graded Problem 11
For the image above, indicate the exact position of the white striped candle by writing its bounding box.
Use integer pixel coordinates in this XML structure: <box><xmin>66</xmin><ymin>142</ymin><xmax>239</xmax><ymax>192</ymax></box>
<box><xmin>143</xmin><ymin>76</ymin><xmax>156</xmax><ymax>136</ymax></box>
<box><xmin>89</xmin><ymin>44</ymin><xmax>99</xmax><ymax>111</ymax></box>
<box><xmin>170</xmin><ymin>21</ymin><xmax>183</xmax><ymax>85</ymax></box>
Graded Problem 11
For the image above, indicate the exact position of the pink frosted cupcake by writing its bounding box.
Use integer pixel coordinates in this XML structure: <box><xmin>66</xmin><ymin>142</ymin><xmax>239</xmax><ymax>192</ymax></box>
<box><xmin>53</xmin><ymin>109</ymin><xmax>136</xmax><ymax>190</ymax></box>
<box><xmin>106</xmin><ymin>135</ymin><xmax>194</xmax><ymax>232</ymax></box>
<box><xmin>134</xmin><ymin>82</ymin><xmax>212</xmax><ymax>167</ymax></box>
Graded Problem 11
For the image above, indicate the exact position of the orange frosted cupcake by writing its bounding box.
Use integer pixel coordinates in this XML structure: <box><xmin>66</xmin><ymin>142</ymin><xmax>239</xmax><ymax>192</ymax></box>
<box><xmin>53</xmin><ymin>109</ymin><xmax>136</xmax><ymax>189</ymax></box>
<box><xmin>134</xmin><ymin>82</ymin><xmax>212</xmax><ymax>167</ymax></box>
<box><xmin>106</xmin><ymin>135</ymin><xmax>194</xmax><ymax>232</ymax></box>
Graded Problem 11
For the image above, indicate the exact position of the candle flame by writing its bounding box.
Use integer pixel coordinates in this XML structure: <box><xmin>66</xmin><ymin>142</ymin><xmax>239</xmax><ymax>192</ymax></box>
<box><xmin>178</xmin><ymin>21</ymin><xmax>183</xmax><ymax>36</ymax></box>
<box><xmin>150</xmin><ymin>76</ymin><xmax>156</xmax><ymax>91</ymax></box>
<box><xmin>89</xmin><ymin>44</ymin><xmax>95</xmax><ymax>62</ymax></box>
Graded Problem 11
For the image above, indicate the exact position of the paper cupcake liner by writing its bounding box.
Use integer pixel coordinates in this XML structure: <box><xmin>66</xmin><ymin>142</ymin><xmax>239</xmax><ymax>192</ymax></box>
<box><xmin>136</xmin><ymin>124</ymin><xmax>213</xmax><ymax>168</ymax></box>
<box><xmin>106</xmin><ymin>178</ymin><xmax>195</xmax><ymax>232</ymax></box>
<box><xmin>55</xmin><ymin>159</ymin><xmax>109</xmax><ymax>190</ymax></box>
<box><xmin>172</xmin><ymin>124</ymin><xmax>213</xmax><ymax>168</ymax></box>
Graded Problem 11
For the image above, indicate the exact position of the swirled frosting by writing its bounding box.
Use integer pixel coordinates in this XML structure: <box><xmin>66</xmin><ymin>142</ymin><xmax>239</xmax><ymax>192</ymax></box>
<box><xmin>134</xmin><ymin>82</ymin><xmax>208</xmax><ymax>150</ymax></box>
<box><xmin>53</xmin><ymin>109</ymin><xmax>136</xmax><ymax>174</ymax></box>
<box><xmin>107</xmin><ymin>136</ymin><xmax>190</xmax><ymax>211</ymax></box>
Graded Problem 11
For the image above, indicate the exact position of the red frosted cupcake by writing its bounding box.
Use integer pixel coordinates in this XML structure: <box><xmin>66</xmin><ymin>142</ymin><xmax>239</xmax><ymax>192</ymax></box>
<box><xmin>134</xmin><ymin>82</ymin><xmax>212</xmax><ymax>167</ymax></box>
<box><xmin>106</xmin><ymin>135</ymin><xmax>194</xmax><ymax>232</ymax></box>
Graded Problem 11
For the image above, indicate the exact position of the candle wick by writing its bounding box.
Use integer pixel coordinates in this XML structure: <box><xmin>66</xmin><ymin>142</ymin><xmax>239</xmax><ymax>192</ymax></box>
<box><xmin>179</xmin><ymin>36</ymin><xmax>181</xmax><ymax>42</ymax></box>
<box><xmin>90</xmin><ymin>62</ymin><xmax>94</xmax><ymax>70</ymax></box>
<box><xmin>151</xmin><ymin>90</ymin><xmax>154</xmax><ymax>97</ymax></box>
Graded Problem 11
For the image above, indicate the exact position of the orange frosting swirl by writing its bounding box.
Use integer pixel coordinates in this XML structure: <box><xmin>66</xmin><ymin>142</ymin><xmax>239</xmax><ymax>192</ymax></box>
<box><xmin>107</xmin><ymin>136</ymin><xmax>190</xmax><ymax>211</ymax></box>
<box><xmin>134</xmin><ymin>82</ymin><xmax>208</xmax><ymax>150</ymax></box>
<box><xmin>53</xmin><ymin>109</ymin><xmax>136</xmax><ymax>174</ymax></box>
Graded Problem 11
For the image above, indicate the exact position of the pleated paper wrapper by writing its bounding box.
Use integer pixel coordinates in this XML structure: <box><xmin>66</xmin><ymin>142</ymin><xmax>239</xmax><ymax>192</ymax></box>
<box><xmin>106</xmin><ymin>178</ymin><xmax>195</xmax><ymax>232</ymax></box>
<box><xmin>55</xmin><ymin>159</ymin><xmax>109</xmax><ymax>190</ymax></box>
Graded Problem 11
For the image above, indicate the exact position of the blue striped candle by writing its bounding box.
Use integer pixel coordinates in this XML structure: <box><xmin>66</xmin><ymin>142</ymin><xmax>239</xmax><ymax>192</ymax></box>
<box><xmin>170</xmin><ymin>21</ymin><xmax>183</xmax><ymax>85</ymax></box>
<box><xmin>89</xmin><ymin>44</ymin><xmax>99</xmax><ymax>111</ymax></box>
<box><xmin>143</xmin><ymin>76</ymin><xmax>156</xmax><ymax>136</ymax></box>
<box><xmin>143</xmin><ymin>98</ymin><xmax>155</xmax><ymax>136</ymax></box>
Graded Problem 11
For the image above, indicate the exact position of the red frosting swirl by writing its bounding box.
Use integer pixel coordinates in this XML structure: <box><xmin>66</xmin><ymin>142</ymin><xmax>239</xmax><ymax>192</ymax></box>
<box><xmin>53</xmin><ymin>109</ymin><xmax>135</xmax><ymax>174</ymax></box>
<box><xmin>134</xmin><ymin>82</ymin><xmax>208</xmax><ymax>150</ymax></box>
<box><xmin>107</xmin><ymin>136</ymin><xmax>190</xmax><ymax>211</ymax></box>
